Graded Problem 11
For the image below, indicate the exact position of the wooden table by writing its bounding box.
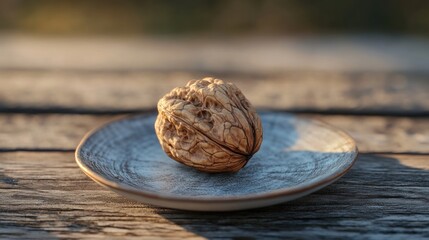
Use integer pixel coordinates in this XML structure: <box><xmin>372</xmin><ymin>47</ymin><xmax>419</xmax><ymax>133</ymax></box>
<box><xmin>1</xmin><ymin>35</ymin><xmax>429</xmax><ymax>239</ymax></box>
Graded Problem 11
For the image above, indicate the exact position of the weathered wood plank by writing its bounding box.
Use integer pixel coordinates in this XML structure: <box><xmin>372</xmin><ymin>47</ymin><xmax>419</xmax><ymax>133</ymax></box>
<box><xmin>1</xmin><ymin>71</ymin><xmax>428</xmax><ymax>114</ymax></box>
<box><xmin>308</xmin><ymin>114</ymin><xmax>429</xmax><ymax>154</ymax></box>
<box><xmin>0</xmin><ymin>114</ymin><xmax>115</xmax><ymax>151</ymax></box>
<box><xmin>1</xmin><ymin>35</ymin><xmax>429</xmax><ymax>72</ymax></box>
<box><xmin>1</xmin><ymin>152</ymin><xmax>428</xmax><ymax>239</ymax></box>
<box><xmin>0</xmin><ymin>114</ymin><xmax>428</xmax><ymax>153</ymax></box>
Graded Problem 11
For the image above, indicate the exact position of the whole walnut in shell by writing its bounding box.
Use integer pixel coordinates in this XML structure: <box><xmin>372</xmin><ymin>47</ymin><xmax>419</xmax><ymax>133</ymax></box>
<box><xmin>155</xmin><ymin>77</ymin><xmax>263</xmax><ymax>173</ymax></box>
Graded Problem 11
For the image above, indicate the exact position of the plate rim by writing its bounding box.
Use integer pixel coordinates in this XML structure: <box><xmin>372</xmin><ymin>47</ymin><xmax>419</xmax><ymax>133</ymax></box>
<box><xmin>75</xmin><ymin>111</ymin><xmax>359</xmax><ymax>204</ymax></box>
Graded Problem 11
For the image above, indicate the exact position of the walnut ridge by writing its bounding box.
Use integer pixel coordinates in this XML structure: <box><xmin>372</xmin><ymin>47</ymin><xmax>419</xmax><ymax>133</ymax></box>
<box><xmin>155</xmin><ymin>77</ymin><xmax>263</xmax><ymax>173</ymax></box>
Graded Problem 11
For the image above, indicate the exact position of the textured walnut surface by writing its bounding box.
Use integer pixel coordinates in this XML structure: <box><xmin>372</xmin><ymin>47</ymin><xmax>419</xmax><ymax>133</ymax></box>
<box><xmin>155</xmin><ymin>78</ymin><xmax>263</xmax><ymax>172</ymax></box>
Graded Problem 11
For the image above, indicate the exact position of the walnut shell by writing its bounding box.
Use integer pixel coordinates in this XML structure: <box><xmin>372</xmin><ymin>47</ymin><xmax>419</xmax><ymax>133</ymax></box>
<box><xmin>155</xmin><ymin>77</ymin><xmax>263</xmax><ymax>173</ymax></box>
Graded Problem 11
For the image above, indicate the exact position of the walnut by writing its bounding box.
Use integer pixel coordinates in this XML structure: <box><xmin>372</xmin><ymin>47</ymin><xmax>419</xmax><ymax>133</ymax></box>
<box><xmin>155</xmin><ymin>77</ymin><xmax>263</xmax><ymax>173</ymax></box>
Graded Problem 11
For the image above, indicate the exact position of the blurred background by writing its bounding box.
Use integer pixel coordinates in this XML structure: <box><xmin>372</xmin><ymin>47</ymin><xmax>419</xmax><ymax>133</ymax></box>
<box><xmin>0</xmin><ymin>0</ymin><xmax>428</xmax><ymax>36</ymax></box>
<box><xmin>1</xmin><ymin>0</ymin><xmax>429</xmax><ymax>72</ymax></box>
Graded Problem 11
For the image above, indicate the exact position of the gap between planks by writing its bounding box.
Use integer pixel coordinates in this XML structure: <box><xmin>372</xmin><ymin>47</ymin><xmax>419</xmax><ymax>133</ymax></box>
<box><xmin>1</xmin><ymin>108</ymin><xmax>429</xmax><ymax>117</ymax></box>
<box><xmin>1</xmin><ymin>150</ymin><xmax>429</xmax><ymax>157</ymax></box>
<box><xmin>0</xmin><ymin>113</ymin><xmax>428</xmax><ymax>154</ymax></box>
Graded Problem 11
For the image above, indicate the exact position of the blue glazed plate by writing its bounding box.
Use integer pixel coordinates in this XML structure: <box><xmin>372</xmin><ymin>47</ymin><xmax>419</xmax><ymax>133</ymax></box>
<box><xmin>76</xmin><ymin>112</ymin><xmax>358</xmax><ymax>211</ymax></box>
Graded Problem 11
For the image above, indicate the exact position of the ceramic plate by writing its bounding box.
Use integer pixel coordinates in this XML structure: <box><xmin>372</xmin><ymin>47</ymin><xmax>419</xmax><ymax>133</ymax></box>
<box><xmin>76</xmin><ymin>112</ymin><xmax>358</xmax><ymax>211</ymax></box>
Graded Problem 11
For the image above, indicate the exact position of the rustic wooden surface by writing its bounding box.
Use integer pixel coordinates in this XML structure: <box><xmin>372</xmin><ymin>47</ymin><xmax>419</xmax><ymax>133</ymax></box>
<box><xmin>1</xmin><ymin>153</ymin><xmax>428</xmax><ymax>239</ymax></box>
<box><xmin>0</xmin><ymin>35</ymin><xmax>428</xmax><ymax>239</ymax></box>
<box><xmin>1</xmin><ymin>35</ymin><xmax>429</xmax><ymax>72</ymax></box>
<box><xmin>1</xmin><ymin>71</ymin><xmax>428</xmax><ymax>114</ymax></box>
<box><xmin>1</xmin><ymin>114</ymin><xmax>427</xmax><ymax>153</ymax></box>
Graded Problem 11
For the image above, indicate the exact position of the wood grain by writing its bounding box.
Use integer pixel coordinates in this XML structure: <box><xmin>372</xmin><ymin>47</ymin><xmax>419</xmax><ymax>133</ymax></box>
<box><xmin>0</xmin><ymin>71</ymin><xmax>428</xmax><ymax>114</ymax></box>
<box><xmin>0</xmin><ymin>114</ymin><xmax>115</xmax><ymax>151</ymax></box>
<box><xmin>1</xmin><ymin>152</ymin><xmax>428</xmax><ymax>239</ymax></box>
<box><xmin>1</xmin><ymin>35</ymin><xmax>429</xmax><ymax>72</ymax></box>
<box><xmin>1</xmin><ymin>114</ymin><xmax>428</xmax><ymax>153</ymax></box>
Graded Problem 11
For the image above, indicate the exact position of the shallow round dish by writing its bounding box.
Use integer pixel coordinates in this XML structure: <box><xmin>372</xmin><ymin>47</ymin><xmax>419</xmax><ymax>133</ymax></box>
<box><xmin>76</xmin><ymin>112</ymin><xmax>358</xmax><ymax>211</ymax></box>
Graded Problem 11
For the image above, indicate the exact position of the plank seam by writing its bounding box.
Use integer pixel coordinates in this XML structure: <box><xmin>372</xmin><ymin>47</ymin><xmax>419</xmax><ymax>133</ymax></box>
<box><xmin>0</xmin><ymin>108</ymin><xmax>428</xmax><ymax>117</ymax></box>
<box><xmin>0</xmin><ymin>149</ymin><xmax>427</xmax><ymax>155</ymax></box>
